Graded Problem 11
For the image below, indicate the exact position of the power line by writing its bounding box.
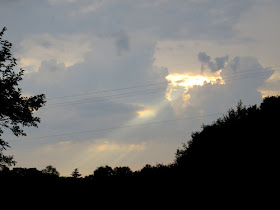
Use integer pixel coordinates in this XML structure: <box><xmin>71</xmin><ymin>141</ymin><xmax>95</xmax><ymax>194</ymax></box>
<box><xmin>10</xmin><ymin>113</ymin><xmax>223</xmax><ymax>142</ymax></box>
<box><xmin>46</xmin><ymin>65</ymin><xmax>280</xmax><ymax>101</ymax></box>
<box><xmin>9</xmin><ymin>66</ymin><xmax>280</xmax><ymax>142</ymax></box>
<box><xmin>47</xmin><ymin>81</ymin><xmax>169</xmax><ymax>101</ymax></box>
<box><xmin>221</xmin><ymin>70</ymin><xmax>274</xmax><ymax>81</ymax></box>
<box><xmin>44</xmin><ymin>69</ymin><xmax>276</xmax><ymax>109</ymax></box>
<box><xmin>220</xmin><ymin>65</ymin><xmax>279</xmax><ymax>76</ymax></box>
<box><xmin>46</xmin><ymin>87</ymin><xmax>167</xmax><ymax>108</ymax></box>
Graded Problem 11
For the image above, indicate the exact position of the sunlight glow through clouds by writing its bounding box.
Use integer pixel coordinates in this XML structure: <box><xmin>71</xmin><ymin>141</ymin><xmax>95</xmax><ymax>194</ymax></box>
<box><xmin>95</xmin><ymin>141</ymin><xmax>146</xmax><ymax>152</ymax></box>
<box><xmin>47</xmin><ymin>140</ymin><xmax>146</xmax><ymax>153</ymax></box>
<box><xmin>165</xmin><ymin>73</ymin><xmax>224</xmax><ymax>101</ymax></box>
<box><xmin>137</xmin><ymin>108</ymin><xmax>156</xmax><ymax>118</ymax></box>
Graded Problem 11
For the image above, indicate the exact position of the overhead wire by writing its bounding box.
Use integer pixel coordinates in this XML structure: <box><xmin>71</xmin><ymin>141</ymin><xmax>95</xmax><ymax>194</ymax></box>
<box><xmin>10</xmin><ymin>113</ymin><xmax>223</xmax><ymax>142</ymax></box>
<box><xmin>45</xmin><ymin>87</ymin><xmax>167</xmax><ymax>108</ymax></box>
<box><xmin>47</xmin><ymin>81</ymin><xmax>169</xmax><ymax>101</ymax></box>
<box><xmin>44</xmin><ymin>67</ymin><xmax>278</xmax><ymax>109</ymax></box>
<box><xmin>46</xmin><ymin>65</ymin><xmax>280</xmax><ymax>101</ymax></box>
<box><xmin>10</xmin><ymin>65</ymin><xmax>280</xmax><ymax>142</ymax></box>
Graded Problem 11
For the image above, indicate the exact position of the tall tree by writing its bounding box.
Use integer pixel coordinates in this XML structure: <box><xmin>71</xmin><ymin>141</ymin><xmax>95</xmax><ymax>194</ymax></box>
<box><xmin>71</xmin><ymin>168</ymin><xmax>81</xmax><ymax>178</ymax></box>
<box><xmin>0</xmin><ymin>27</ymin><xmax>46</xmax><ymax>168</ymax></box>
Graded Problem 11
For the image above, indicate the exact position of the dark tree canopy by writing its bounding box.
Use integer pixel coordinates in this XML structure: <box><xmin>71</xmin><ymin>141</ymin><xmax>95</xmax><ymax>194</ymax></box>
<box><xmin>174</xmin><ymin>96</ymin><xmax>280</xmax><ymax>184</ymax></box>
<box><xmin>42</xmin><ymin>165</ymin><xmax>60</xmax><ymax>177</ymax></box>
<box><xmin>113</xmin><ymin>166</ymin><xmax>133</xmax><ymax>177</ymax></box>
<box><xmin>94</xmin><ymin>165</ymin><xmax>114</xmax><ymax>177</ymax></box>
<box><xmin>0</xmin><ymin>27</ymin><xmax>46</xmax><ymax>168</ymax></box>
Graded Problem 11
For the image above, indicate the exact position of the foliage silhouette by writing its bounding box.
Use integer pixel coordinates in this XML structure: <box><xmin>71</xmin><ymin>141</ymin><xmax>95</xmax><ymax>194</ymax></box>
<box><xmin>42</xmin><ymin>165</ymin><xmax>60</xmax><ymax>177</ymax></box>
<box><xmin>0</xmin><ymin>27</ymin><xmax>46</xmax><ymax>168</ymax></box>
<box><xmin>1</xmin><ymin>96</ymin><xmax>279</xmax><ymax>203</ymax></box>
<box><xmin>113</xmin><ymin>166</ymin><xmax>133</xmax><ymax>177</ymax></box>
<box><xmin>71</xmin><ymin>168</ymin><xmax>82</xmax><ymax>178</ymax></box>
<box><xmin>94</xmin><ymin>165</ymin><xmax>114</xmax><ymax>177</ymax></box>
<box><xmin>174</xmin><ymin>96</ymin><xmax>280</xmax><ymax>190</ymax></box>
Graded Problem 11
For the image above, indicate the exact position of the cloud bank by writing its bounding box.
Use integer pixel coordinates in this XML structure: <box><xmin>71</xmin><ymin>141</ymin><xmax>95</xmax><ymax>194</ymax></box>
<box><xmin>1</xmin><ymin>0</ymin><xmax>279</xmax><ymax>176</ymax></box>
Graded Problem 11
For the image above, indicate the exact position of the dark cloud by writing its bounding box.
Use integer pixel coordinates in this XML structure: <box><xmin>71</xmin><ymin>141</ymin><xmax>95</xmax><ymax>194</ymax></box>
<box><xmin>215</xmin><ymin>56</ymin><xmax>229</xmax><ymax>71</ymax></box>
<box><xmin>115</xmin><ymin>31</ymin><xmax>130</xmax><ymax>56</ymax></box>
<box><xmin>198</xmin><ymin>52</ymin><xmax>229</xmax><ymax>73</ymax></box>
<box><xmin>198</xmin><ymin>52</ymin><xmax>210</xmax><ymax>63</ymax></box>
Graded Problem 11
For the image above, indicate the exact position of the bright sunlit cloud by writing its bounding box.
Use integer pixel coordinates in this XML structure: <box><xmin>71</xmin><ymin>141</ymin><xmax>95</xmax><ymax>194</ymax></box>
<box><xmin>165</xmin><ymin>73</ymin><xmax>224</xmax><ymax>101</ymax></box>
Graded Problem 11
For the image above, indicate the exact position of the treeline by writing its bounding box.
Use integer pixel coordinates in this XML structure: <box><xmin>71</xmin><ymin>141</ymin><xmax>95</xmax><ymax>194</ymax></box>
<box><xmin>0</xmin><ymin>163</ymin><xmax>176</xmax><ymax>184</ymax></box>
<box><xmin>1</xmin><ymin>96</ymin><xmax>279</xmax><ymax>194</ymax></box>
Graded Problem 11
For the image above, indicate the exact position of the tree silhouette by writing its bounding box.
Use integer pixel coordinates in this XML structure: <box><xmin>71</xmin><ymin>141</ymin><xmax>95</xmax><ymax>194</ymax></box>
<box><xmin>94</xmin><ymin>165</ymin><xmax>114</xmax><ymax>177</ymax></box>
<box><xmin>42</xmin><ymin>165</ymin><xmax>60</xmax><ymax>177</ymax></box>
<box><xmin>113</xmin><ymin>166</ymin><xmax>133</xmax><ymax>177</ymax></box>
<box><xmin>0</xmin><ymin>27</ymin><xmax>46</xmax><ymax>168</ymax></box>
<box><xmin>71</xmin><ymin>168</ymin><xmax>81</xmax><ymax>178</ymax></box>
<box><xmin>1</xmin><ymin>95</ymin><xmax>279</xmax><ymax>200</ymax></box>
<box><xmin>174</xmin><ymin>96</ymin><xmax>280</xmax><ymax>188</ymax></box>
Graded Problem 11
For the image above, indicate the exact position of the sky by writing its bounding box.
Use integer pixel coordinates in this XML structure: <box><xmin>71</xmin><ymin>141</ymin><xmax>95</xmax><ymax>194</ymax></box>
<box><xmin>1</xmin><ymin>0</ymin><xmax>280</xmax><ymax>176</ymax></box>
